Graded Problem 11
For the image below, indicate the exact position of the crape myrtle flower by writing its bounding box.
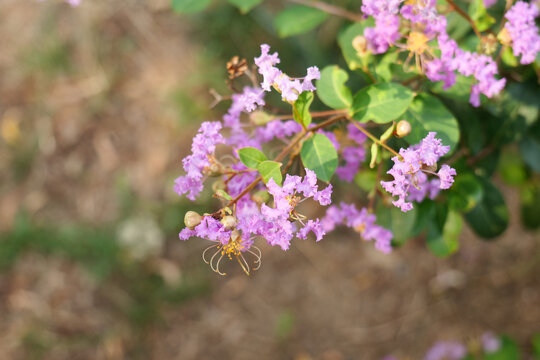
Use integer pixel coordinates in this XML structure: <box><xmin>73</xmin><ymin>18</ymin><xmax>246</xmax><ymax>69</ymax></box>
<box><xmin>255</xmin><ymin>119</ymin><xmax>302</xmax><ymax>143</ymax></box>
<box><xmin>424</xmin><ymin>341</ymin><xmax>467</xmax><ymax>360</ymax></box>
<box><xmin>174</xmin><ymin>122</ymin><xmax>225</xmax><ymax>201</ymax></box>
<box><xmin>254</xmin><ymin>44</ymin><xmax>320</xmax><ymax>102</ymax></box>
<box><xmin>504</xmin><ymin>1</ymin><xmax>540</xmax><ymax>64</ymax></box>
<box><xmin>321</xmin><ymin>202</ymin><xmax>393</xmax><ymax>253</ymax></box>
<box><xmin>381</xmin><ymin>132</ymin><xmax>456</xmax><ymax>212</ymax></box>
<box><xmin>481</xmin><ymin>332</ymin><xmax>501</xmax><ymax>353</ymax></box>
<box><xmin>484</xmin><ymin>0</ymin><xmax>497</xmax><ymax>8</ymax></box>
<box><xmin>260</xmin><ymin>169</ymin><xmax>333</xmax><ymax>249</ymax></box>
<box><xmin>361</xmin><ymin>0</ymin><xmax>401</xmax><ymax>54</ymax></box>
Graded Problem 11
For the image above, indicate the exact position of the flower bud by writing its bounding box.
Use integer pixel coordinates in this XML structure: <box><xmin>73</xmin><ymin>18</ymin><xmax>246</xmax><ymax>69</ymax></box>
<box><xmin>352</xmin><ymin>35</ymin><xmax>367</xmax><ymax>54</ymax></box>
<box><xmin>481</xmin><ymin>34</ymin><xmax>498</xmax><ymax>55</ymax></box>
<box><xmin>396</xmin><ymin>120</ymin><xmax>412</xmax><ymax>138</ymax></box>
<box><xmin>250</xmin><ymin>110</ymin><xmax>273</xmax><ymax>126</ymax></box>
<box><xmin>221</xmin><ymin>215</ymin><xmax>237</xmax><ymax>230</ymax></box>
<box><xmin>184</xmin><ymin>211</ymin><xmax>202</xmax><ymax>230</ymax></box>
<box><xmin>252</xmin><ymin>190</ymin><xmax>270</xmax><ymax>204</ymax></box>
<box><xmin>497</xmin><ymin>28</ymin><xmax>512</xmax><ymax>47</ymax></box>
<box><xmin>207</xmin><ymin>162</ymin><xmax>225</xmax><ymax>177</ymax></box>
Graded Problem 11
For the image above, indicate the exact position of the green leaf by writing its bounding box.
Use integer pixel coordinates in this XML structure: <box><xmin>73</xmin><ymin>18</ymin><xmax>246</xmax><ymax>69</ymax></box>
<box><xmin>469</xmin><ymin>0</ymin><xmax>495</xmax><ymax>32</ymax></box>
<box><xmin>351</xmin><ymin>83</ymin><xmax>414</xmax><ymax>123</ymax></box>
<box><xmin>257</xmin><ymin>160</ymin><xmax>282</xmax><ymax>185</ymax></box>
<box><xmin>464</xmin><ymin>176</ymin><xmax>509</xmax><ymax>239</ymax></box>
<box><xmin>171</xmin><ymin>0</ymin><xmax>212</xmax><ymax>13</ymax></box>
<box><xmin>402</xmin><ymin>93</ymin><xmax>460</xmax><ymax>152</ymax></box>
<box><xmin>426</xmin><ymin>208</ymin><xmax>462</xmax><ymax>257</ymax></box>
<box><xmin>316</xmin><ymin>65</ymin><xmax>353</xmax><ymax>110</ymax></box>
<box><xmin>293</xmin><ymin>91</ymin><xmax>314</xmax><ymax>127</ymax></box>
<box><xmin>337</xmin><ymin>21</ymin><xmax>373</xmax><ymax>71</ymax></box>
<box><xmin>498</xmin><ymin>151</ymin><xmax>527</xmax><ymax>186</ymax></box>
<box><xmin>376</xmin><ymin>203</ymin><xmax>417</xmax><ymax>246</ymax></box>
<box><xmin>521</xmin><ymin>183</ymin><xmax>540</xmax><ymax>230</ymax></box>
<box><xmin>485</xmin><ymin>336</ymin><xmax>520</xmax><ymax>360</ymax></box>
<box><xmin>300</xmin><ymin>133</ymin><xmax>338</xmax><ymax>182</ymax></box>
<box><xmin>532</xmin><ymin>333</ymin><xmax>540</xmax><ymax>359</ymax></box>
<box><xmin>519</xmin><ymin>121</ymin><xmax>540</xmax><ymax>173</ymax></box>
<box><xmin>227</xmin><ymin>0</ymin><xmax>263</xmax><ymax>13</ymax></box>
<box><xmin>238</xmin><ymin>147</ymin><xmax>268</xmax><ymax>169</ymax></box>
<box><xmin>274</xmin><ymin>5</ymin><xmax>328</xmax><ymax>38</ymax></box>
<box><xmin>448</xmin><ymin>173</ymin><xmax>484</xmax><ymax>212</ymax></box>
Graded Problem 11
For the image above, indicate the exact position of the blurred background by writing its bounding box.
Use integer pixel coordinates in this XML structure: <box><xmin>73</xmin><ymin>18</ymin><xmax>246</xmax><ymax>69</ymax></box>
<box><xmin>0</xmin><ymin>0</ymin><xmax>539</xmax><ymax>359</ymax></box>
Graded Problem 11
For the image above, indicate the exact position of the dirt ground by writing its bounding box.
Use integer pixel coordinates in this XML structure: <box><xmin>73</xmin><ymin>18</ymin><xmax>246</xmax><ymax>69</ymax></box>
<box><xmin>0</xmin><ymin>1</ymin><xmax>539</xmax><ymax>359</ymax></box>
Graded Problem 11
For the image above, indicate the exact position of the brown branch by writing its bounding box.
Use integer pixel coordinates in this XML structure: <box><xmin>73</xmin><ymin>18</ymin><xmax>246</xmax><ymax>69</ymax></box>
<box><xmin>446</xmin><ymin>0</ymin><xmax>482</xmax><ymax>39</ymax></box>
<box><xmin>222</xmin><ymin>114</ymin><xmax>346</xmax><ymax>210</ymax></box>
<box><xmin>347</xmin><ymin>118</ymin><xmax>400</xmax><ymax>157</ymax></box>
<box><xmin>288</xmin><ymin>0</ymin><xmax>364</xmax><ymax>22</ymax></box>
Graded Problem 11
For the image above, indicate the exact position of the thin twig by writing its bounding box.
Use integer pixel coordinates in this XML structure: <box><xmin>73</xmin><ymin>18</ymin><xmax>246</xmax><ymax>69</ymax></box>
<box><xmin>288</xmin><ymin>0</ymin><xmax>364</xmax><ymax>22</ymax></box>
<box><xmin>446</xmin><ymin>0</ymin><xmax>482</xmax><ymax>39</ymax></box>
<box><xmin>347</xmin><ymin>118</ymin><xmax>400</xmax><ymax>157</ymax></box>
<box><xmin>222</xmin><ymin>114</ymin><xmax>346</xmax><ymax>209</ymax></box>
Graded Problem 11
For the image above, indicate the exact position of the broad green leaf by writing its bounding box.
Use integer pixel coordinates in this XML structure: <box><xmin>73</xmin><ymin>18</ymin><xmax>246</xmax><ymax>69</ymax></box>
<box><xmin>238</xmin><ymin>147</ymin><xmax>268</xmax><ymax>169</ymax></box>
<box><xmin>448</xmin><ymin>173</ymin><xmax>484</xmax><ymax>212</ymax></box>
<box><xmin>354</xmin><ymin>169</ymin><xmax>377</xmax><ymax>192</ymax></box>
<box><xmin>351</xmin><ymin>83</ymin><xmax>414</xmax><ymax>123</ymax></box>
<box><xmin>300</xmin><ymin>133</ymin><xmax>338</xmax><ymax>182</ymax></box>
<box><xmin>337</xmin><ymin>21</ymin><xmax>373</xmax><ymax>71</ymax></box>
<box><xmin>227</xmin><ymin>0</ymin><xmax>263</xmax><ymax>13</ymax></box>
<box><xmin>293</xmin><ymin>91</ymin><xmax>314</xmax><ymax>127</ymax></box>
<box><xmin>274</xmin><ymin>5</ymin><xmax>328</xmax><ymax>38</ymax></box>
<box><xmin>376</xmin><ymin>203</ymin><xmax>417</xmax><ymax>246</ymax></box>
<box><xmin>519</xmin><ymin>121</ymin><xmax>540</xmax><ymax>173</ymax></box>
<box><xmin>257</xmin><ymin>160</ymin><xmax>282</xmax><ymax>185</ymax></box>
<box><xmin>469</xmin><ymin>0</ymin><xmax>495</xmax><ymax>32</ymax></box>
<box><xmin>521</xmin><ymin>183</ymin><xmax>540</xmax><ymax>230</ymax></box>
<box><xmin>426</xmin><ymin>208</ymin><xmax>462</xmax><ymax>257</ymax></box>
<box><xmin>485</xmin><ymin>336</ymin><xmax>520</xmax><ymax>360</ymax></box>
<box><xmin>316</xmin><ymin>65</ymin><xmax>352</xmax><ymax>110</ymax></box>
<box><xmin>411</xmin><ymin>200</ymin><xmax>436</xmax><ymax>237</ymax></box>
<box><xmin>498</xmin><ymin>151</ymin><xmax>527</xmax><ymax>186</ymax></box>
<box><xmin>431</xmin><ymin>75</ymin><xmax>474</xmax><ymax>103</ymax></box>
<box><xmin>402</xmin><ymin>93</ymin><xmax>460</xmax><ymax>152</ymax></box>
<box><xmin>464</xmin><ymin>176</ymin><xmax>509</xmax><ymax>239</ymax></box>
<box><xmin>171</xmin><ymin>0</ymin><xmax>212</xmax><ymax>13</ymax></box>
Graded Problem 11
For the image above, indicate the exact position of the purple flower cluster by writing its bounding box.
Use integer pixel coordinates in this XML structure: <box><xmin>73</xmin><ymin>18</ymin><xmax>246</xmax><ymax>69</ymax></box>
<box><xmin>381</xmin><ymin>132</ymin><xmax>456</xmax><ymax>212</ymax></box>
<box><xmin>400</xmin><ymin>0</ymin><xmax>447</xmax><ymax>35</ymax></box>
<box><xmin>321</xmin><ymin>202</ymin><xmax>393</xmax><ymax>253</ymax></box>
<box><xmin>361</xmin><ymin>0</ymin><xmax>507</xmax><ymax>106</ymax></box>
<box><xmin>336</xmin><ymin>123</ymin><xmax>367</xmax><ymax>181</ymax></box>
<box><xmin>174</xmin><ymin>122</ymin><xmax>225</xmax><ymax>201</ymax></box>
<box><xmin>504</xmin><ymin>1</ymin><xmax>540</xmax><ymax>64</ymax></box>
<box><xmin>426</xmin><ymin>33</ymin><xmax>507</xmax><ymax>106</ymax></box>
<box><xmin>180</xmin><ymin>168</ymin><xmax>332</xmax><ymax>251</ymax></box>
<box><xmin>361</xmin><ymin>0</ymin><xmax>401</xmax><ymax>54</ymax></box>
<box><xmin>254</xmin><ymin>44</ymin><xmax>320</xmax><ymax>102</ymax></box>
<box><xmin>481</xmin><ymin>332</ymin><xmax>501</xmax><ymax>353</ymax></box>
<box><xmin>424</xmin><ymin>341</ymin><xmax>467</xmax><ymax>360</ymax></box>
